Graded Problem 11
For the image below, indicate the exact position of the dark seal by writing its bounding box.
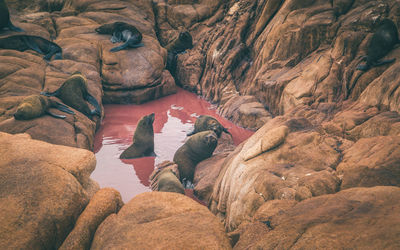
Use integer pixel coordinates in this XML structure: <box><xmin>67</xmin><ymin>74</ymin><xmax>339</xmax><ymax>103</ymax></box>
<box><xmin>0</xmin><ymin>0</ymin><xmax>24</xmax><ymax>32</ymax></box>
<box><xmin>165</xmin><ymin>31</ymin><xmax>193</xmax><ymax>74</ymax></box>
<box><xmin>173</xmin><ymin>130</ymin><xmax>218</xmax><ymax>184</ymax></box>
<box><xmin>41</xmin><ymin>72</ymin><xmax>101</xmax><ymax>119</ymax></box>
<box><xmin>357</xmin><ymin>19</ymin><xmax>399</xmax><ymax>71</ymax></box>
<box><xmin>120</xmin><ymin>113</ymin><xmax>156</xmax><ymax>159</ymax></box>
<box><xmin>14</xmin><ymin>95</ymin><xmax>74</xmax><ymax>120</ymax></box>
<box><xmin>0</xmin><ymin>35</ymin><xmax>62</xmax><ymax>60</ymax></box>
<box><xmin>95</xmin><ymin>22</ymin><xmax>143</xmax><ymax>52</ymax></box>
<box><xmin>187</xmin><ymin>115</ymin><xmax>231</xmax><ymax>138</ymax></box>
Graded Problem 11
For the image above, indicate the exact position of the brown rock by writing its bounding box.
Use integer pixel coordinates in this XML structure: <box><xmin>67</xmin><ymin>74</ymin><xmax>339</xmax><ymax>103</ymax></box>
<box><xmin>91</xmin><ymin>192</ymin><xmax>232</xmax><ymax>249</ymax></box>
<box><xmin>59</xmin><ymin>188</ymin><xmax>123</xmax><ymax>250</ymax></box>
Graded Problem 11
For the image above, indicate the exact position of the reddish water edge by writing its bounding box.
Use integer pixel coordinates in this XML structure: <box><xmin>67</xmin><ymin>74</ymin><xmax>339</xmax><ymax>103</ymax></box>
<box><xmin>92</xmin><ymin>88</ymin><xmax>254</xmax><ymax>202</ymax></box>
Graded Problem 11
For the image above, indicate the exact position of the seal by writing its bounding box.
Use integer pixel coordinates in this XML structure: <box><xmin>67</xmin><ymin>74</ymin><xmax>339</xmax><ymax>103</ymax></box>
<box><xmin>0</xmin><ymin>0</ymin><xmax>24</xmax><ymax>32</ymax></box>
<box><xmin>95</xmin><ymin>22</ymin><xmax>143</xmax><ymax>52</ymax></box>
<box><xmin>120</xmin><ymin>113</ymin><xmax>156</xmax><ymax>159</ymax></box>
<box><xmin>14</xmin><ymin>94</ymin><xmax>74</xmax><ymax>120</ymax></box>
<box><xmin>357</xmin><ymin>19</ymin><xmax>399</xmax><ymax>71</ymax></box>
<box><xmin>150</xmin><ymin>161</ymin><xmax>184</xmax><ymax>194</ymax></box>
<box><xmin>173</xmin><ymin>130</ymin><xmax>218</xmax><ymax>184</ymax></box>
<box><xmin>187</xmin><ymin>115</ymin><xmax>231</xmax><ymax>138</ymax></box>
<box><xmin>41</xmin><ymin>72</ymin><xmax>101</xmax><ymax>119</ymax></box>
<box><xmin>0</xmin><ymin>35</ymin><xmax>62</xmax><ymax>60</ymax></box>
<box><xmin>165</xmin><ymin>31</ymin><xmax>193</xmax><ymax>74</ymax></box>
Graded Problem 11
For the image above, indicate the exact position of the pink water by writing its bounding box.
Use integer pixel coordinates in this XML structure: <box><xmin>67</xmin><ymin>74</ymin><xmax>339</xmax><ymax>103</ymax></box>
<box><xmin>92</xmin><ymin>88</ymin><xmax>254</xmax><ymax>202</ymax></box>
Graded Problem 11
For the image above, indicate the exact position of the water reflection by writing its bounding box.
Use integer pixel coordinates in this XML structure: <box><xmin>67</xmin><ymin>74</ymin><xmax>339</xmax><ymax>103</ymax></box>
<box><xmin>92</xmin><ymin>88</ymin><xmax>254</xmax><ymax>202</ymax></box>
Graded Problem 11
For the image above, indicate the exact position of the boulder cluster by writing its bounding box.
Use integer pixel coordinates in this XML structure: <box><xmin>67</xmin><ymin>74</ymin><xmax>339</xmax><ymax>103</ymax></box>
<box><xmin>1</xmin><ymin>0</ymin><xmax>400</xmax><ymax>249</ymax></box>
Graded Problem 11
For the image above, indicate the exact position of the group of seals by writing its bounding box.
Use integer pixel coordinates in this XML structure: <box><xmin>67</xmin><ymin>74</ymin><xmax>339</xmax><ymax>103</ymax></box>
<box><xmin>14</xmin><ymin>95</ymin><xmax>74</xmax><ymax>120</ymax></box>
<box><xmin>95</xmin><ymin>22</ymin><xmax>143</xmax><ymax>52</ymax></box>
<box><xmin>41</xmin><ymin>72</ymin><xmax>101</xmax><ymax>119</ymax></box>
<box><xmin>0</xmin><ymin>0</ymin><xmax>23</xmax><ymax>32</ymax></box>
<box><xmin>187</xmin><ymin>115</ymin><xmax>231</xmax><ymax>138</ymax></box>
<box><xmin>357</xmin><ymin>19</ymin><xmax>399</xmax><ymax>71</ymax></box>
<box><xmin>165</xmin><ymin>31</ymin><xmax>193</xmax><ymax>74</ymax></box>
<box><xmin>120</xmin><ymin>113</ymin><xmax>156</xmax><ymax>159</ymax></box>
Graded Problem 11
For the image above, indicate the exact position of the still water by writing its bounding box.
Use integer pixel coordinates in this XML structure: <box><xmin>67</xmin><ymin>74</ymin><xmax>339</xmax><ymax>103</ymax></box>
<box><xmin>92</xmin><ymin>88</ymin><xmax>254</xmax><ymax>202</ymax></box>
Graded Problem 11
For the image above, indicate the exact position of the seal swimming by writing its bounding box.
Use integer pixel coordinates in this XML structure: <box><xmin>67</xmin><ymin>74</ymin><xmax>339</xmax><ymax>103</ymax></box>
<box><xmin>187</xmin><ymin>115</ymin><xmax>231</xmax><ymax>138</ymax></box>
<box><xmin>120</xmin><ymin>113</ymin><xmax>156</xmax><ymax>159</ymax></box>
<box><xmin>357</xmin><ymin>19</ymin><xmax>399</xmax><ymax>71</ymax></box>
<box><xmin>41</xmin><ymin>72</ymin><xmax>101</xmax><ymax>119</ymax></box>
<box><xmin>14</xmin><ymin>94</ymin><xmax>74</xmax><ymax>120</ymax></box>
<box><xmin>0</xmin><ymin>35</ymin><xmax>62</xmax><ymax>60</ymax></box>
<box><xmin>173</xmin><ymin>130</ymin><xmax>218</xmax><ymax>184</ymax></box>
<box><xmin>95</xmin><ymin>22</ymin><xmax>143</xmax><ymax>52</ymax></box>
<box><xmin>0</xmin><ymin>0</ymin><xmax>24</xmax><ymax>32</ymax></box>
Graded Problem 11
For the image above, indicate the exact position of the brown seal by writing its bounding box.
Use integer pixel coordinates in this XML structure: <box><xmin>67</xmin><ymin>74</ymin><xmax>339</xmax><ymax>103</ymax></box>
<box><xmin>120</xmin><ymin>113</ymin><xmax>156</xmax><ymax>159</ymax></box>
<box><xmin>187</xmin><ymin>115</ymin><xmax>230</xmax><ymax>138</ymax></box>
<box><xmin>95</xmin><ymin>22</ymin><xmax>143</xmax><ymax>52</ymax></box>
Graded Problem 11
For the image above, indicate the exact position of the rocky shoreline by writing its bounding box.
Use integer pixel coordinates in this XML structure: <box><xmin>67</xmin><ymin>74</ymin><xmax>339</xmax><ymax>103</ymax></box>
<box><xmin>1</xmin><ymin>0</ymin><xmax>400</xmax><ymax>249</ymax></box>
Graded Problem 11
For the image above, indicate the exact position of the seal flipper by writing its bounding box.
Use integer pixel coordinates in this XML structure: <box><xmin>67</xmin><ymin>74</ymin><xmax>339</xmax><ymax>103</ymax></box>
<box><xmin>129</xmin><ymin>42</ymin><xmax>144</xmax><ymax>48</ymax></box>
<box><xmin>85</xmin><ymin>94</ymin><xmax>101</xmax><ymax>116</ymax></box>
<box><xmin>223</xmin><ymin>127</ymin><xmax>233</xmax><ymax>137</ymax></box>
<box><xmin>110</xmin><ymin>42</ymin><xmax>129</xmax><ymax>52</ymax></box>
<box><xmin>356</xmin><ymin>63</ymin><xmax>370</xmax><ymax>71</ymax></box>
<box><xmin>8</xmin><ymin>22</ymin><xmax>24</xmax><ymax>32</ymax></box>
<box><xmin>45</xmin><ymin>110</ymin><xmax>66</xmax><ymax>119</ymax></box>
<box><xmin>54</xmin><ymin>101</ymin><xmax>75</xmax><ymax>114</ymax></box>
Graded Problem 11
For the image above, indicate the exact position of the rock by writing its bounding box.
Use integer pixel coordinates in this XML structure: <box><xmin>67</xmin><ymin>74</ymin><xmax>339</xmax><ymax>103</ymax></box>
<box><xmin>91</xmin><ymin>192</ymin><xmax>231</xmax><ymax>249</ymax></box>
<box><xmin>234</xmin><ymin>186</ymin><xmax>400</xmax><ymax>249</ymax></box>
<box><xmin>0</xmin><ymin>132</ymin><xmax>96</xmax><ymax>249</ymax></box>
<box><xmin>59</xmin><ymin>188</ymin><xmax>123</xmax><ymax>250</ymax></box>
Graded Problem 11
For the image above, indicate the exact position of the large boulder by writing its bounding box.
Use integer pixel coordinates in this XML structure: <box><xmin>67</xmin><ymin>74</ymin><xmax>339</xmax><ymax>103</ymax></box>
<box><xmin>91</xmin><ymin>192</ymin><xmax>232</xmax><ymax>249</ymax></box>
<box><xmin>0</xmin><ymin>132</ymin><xmax>97</xmax><ymax>249</ymax></box>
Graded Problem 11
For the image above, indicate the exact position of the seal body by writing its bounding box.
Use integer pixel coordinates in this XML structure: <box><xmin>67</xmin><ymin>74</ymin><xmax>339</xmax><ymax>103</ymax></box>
<box><xmin>14</xmin><ymin>95</ymin><xmax>74</xmax><ymax>120</ymax></box>
<box><xmin>357</xmin><ymin>19</ymin><xmax>399</xmax><ymax>71</ymax></box>
<box><xmin>95</xmin><ymin>22</ymin><xmax>143</xmax><ymax>52</ymax></box>
<box><xmin>0</xmin><ymin>35</ymin><xmax>62</xmax><ymax>60</ymax></box>
<box><xmin>187</xmin><ymin>115</ymin><xmax>230</xmax><ymax>138</ymax></box>
<box><xmin>120</xmin><ymin>113</ymin><xmax>156</xmax><ymax>159</ymax></box>
<box><xmin>41</xmin><ymin>72</ymin><xmax>101</xmax><ymax>119</ymax></box>
<box><xmin>0</xmin><ymin>0</ymin><xmax>23</xmax><ymax>32</ymax></box>
<box><xmin>173</xmin><ymin>130</ymin><xmax>218</xmax><ymax>183</ymax></box>
<box><xmin>151</xmin><ymin>169</ymin><xmax>185</xmax><ymax>194</ymax></box>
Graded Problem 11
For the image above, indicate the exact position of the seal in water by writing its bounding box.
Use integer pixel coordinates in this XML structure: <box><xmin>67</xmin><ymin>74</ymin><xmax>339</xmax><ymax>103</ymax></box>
<box><xmin>173</xmin><ymin>130</ymin><xmax>218</xmax><ymax>185</ymax></box>
<box><xmin>41</xmin><ymin>72</ymin><xmax>101</xmax><ymax>119</ymax></box>
<box><xmin>120</xmin><ymin>113</ymin><xmax>156</xmax><ymax>159</ymax></box>
<box><xmin>95</xmin><ymin>22</ymin><xmax>143</xmax><ymax>52</ymax></box>
<box><xmin>0</xmin><ymin>35</ymin><xmax>62</xmax><ymax>60</ymax></box>
<box><xmin>150</xmin><ymin>161</ymin><xmax>184</xmax><ymax>194</ymax></box>
<box><xmin>187</xmin><ymin>115</ymin><xmax>231</xmax><ymax>138</ymax></box>
<box><xmin>0</xmin><ymin>0</ymin><xmax>24</xmax><ymax>32</ymax></box>
<box><xmin>357</xmin><ymin>19</ymin><xmax>399</xmax><ymax>71</ymax></box>
<box><xmin>14</xmin><ymin>95</ymin><xmax>74</xmax><ymax>120</ymax></box>
<box><xmin>165</xmin><ymin>31</ymin><xmax>193</xmax><ymax>74</ymax></box>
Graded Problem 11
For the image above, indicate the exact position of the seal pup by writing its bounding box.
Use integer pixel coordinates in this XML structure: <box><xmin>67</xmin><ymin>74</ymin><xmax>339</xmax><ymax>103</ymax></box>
<box><xmin>41</xmin><ymin>72</ymin><xmax>101</xmax><ymax>119</ymax></box>
<box><xmin>187</xmin><ymin>115</ymin><xmax>231</xmax><ymax>138</ymax></box>
<box><xmin>150</xmin><ymin>162</ymin><xmax>184</xmax><ymax>194</ymax></box>
<box><xmin>357</xmin><ymin>19</ymin><xmax>399</xmax><ymax>71</ymax></box>
<box><xmin>0</xmin><ymin>35</ymin><xmax>62</xmax><ymax>60</ymax></box>
<box><xmin>14</xmin><ymin>94</ymin><xmax>74</xmax><ymax>120</ymax></box>
<box><xmin>95</xmin><ymin>22</ymin><xmax>143</xmax><ymax>52</ymax></box>
<box><xmin>0</xmin><ymin>0</ymin><xmax>24</xmax><ymax>32</ymax></box>
<box><xmin>120</xmin><ymin>113</ymin><xmax>156</xmax><ymax>159</ymax></box>
<box><xmin>165</xmin><ymin>31</ymin><xmax>193</xmax><ymax>74</ymax></box>
<box><xmin>173</xmin><ymin>130</ymin><xmax>218</xmax><ymax>185</ymax></box>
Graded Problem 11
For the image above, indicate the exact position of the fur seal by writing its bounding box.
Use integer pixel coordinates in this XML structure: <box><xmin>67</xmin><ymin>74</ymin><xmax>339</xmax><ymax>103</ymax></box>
<box><xmin>14</xmin><ymin>94</ymin><xmax>74</xmax><ymax>120</ymax></box>
<box><xmin>0</xmin><ymin>35</ymin><xmax>62</xmax><ymax>60</ymax></box>
<box><xmin>165</xmin><ymin>31</ymin><xmax>193</xmax><ymax>74</ymax></box>
<box><xmin>357</xmin><ymin>19</ymin><xmax>399</xmax><ymax>71</ymax></box>
<box><xmin>0</xmin><ymin>0</ymin><xmax>24</xmax><ymax>32</ymax></box>
<box><xmin>41</xmin><ymin>72</ymin><xmax>101</xmax><ymax>119</ymax></box>
<box><xmin>173</xmin><ymin>130</ymin><xmax>218</xmax><ymax>184</ymax></box>
<box><xmin>120</xmin><ymin>113</ymin><xmax>156</xmax><ymax>159</ymax></box>
<box><xmin>187</xmin><ymin>115</ymin><xmax>230</xmax><ymax>138</ymax></box>
<box><xmin>150</xmin><ymin>163</ymin><xmax>185</xmax><ymax>194</ymax></box>
<box><xmin>95</xmin><ymin>22</ymin><xmax>143</xmax><ymax>52</ymax></box>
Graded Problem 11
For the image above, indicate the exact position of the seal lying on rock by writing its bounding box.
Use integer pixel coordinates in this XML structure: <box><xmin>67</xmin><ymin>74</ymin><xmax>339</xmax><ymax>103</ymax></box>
<box><xmin>120</xmin><ymin>113</ymin><xmax>156</xmax><ymax>159</ymax></box>
<box><xmin>0</xmin><ymin>35</ymin><xmax>62</xmax><ymax>60</ymax></box>
<box><xmin>357</xmin><ymin>19</ymin><xmax>399</xmax><ymax>71</ymax></box>
<box><xmin>41</xmin><ymin>72</ymin><xmax>101</xmax><ymax>119</ymax></box>
<box><xmin>14</xmin><ymin>95</ymin><xmax>74</xmax><ymax>120</ymax></box>
<box><xmin>0</xmin><ymin>0</ymin><xmax>24</xmax><ymax>32</ymax></box>
<box><xmin>165</xmin><ymin>31</ymin><xmax>193</xmax><ymax>74</ymax></box>
<box><xmin>173</xmin><ymin>130</ymin><xmax>218</xmax><ymax>184</ymax></box>
<box><xmin>187</xmin><ymin>115</ymin><xmax>231</xmax><ymax>138</ymax></box>
<box><xmin>95</xmin><ymin>22</ymin><xmax>143</xmax><ymax>52</ymax></box>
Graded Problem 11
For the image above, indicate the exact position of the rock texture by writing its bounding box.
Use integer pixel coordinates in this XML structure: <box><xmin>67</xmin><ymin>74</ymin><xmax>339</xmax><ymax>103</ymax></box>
<box><xmin>91</xmin><ymin>192</ymin><xmax>231</xmax><ymax>249</ymax></box>
<box><xmin>0</xmin><ymin>132</ymin><xmax>97</xmax><ymax>249</ymax></box>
